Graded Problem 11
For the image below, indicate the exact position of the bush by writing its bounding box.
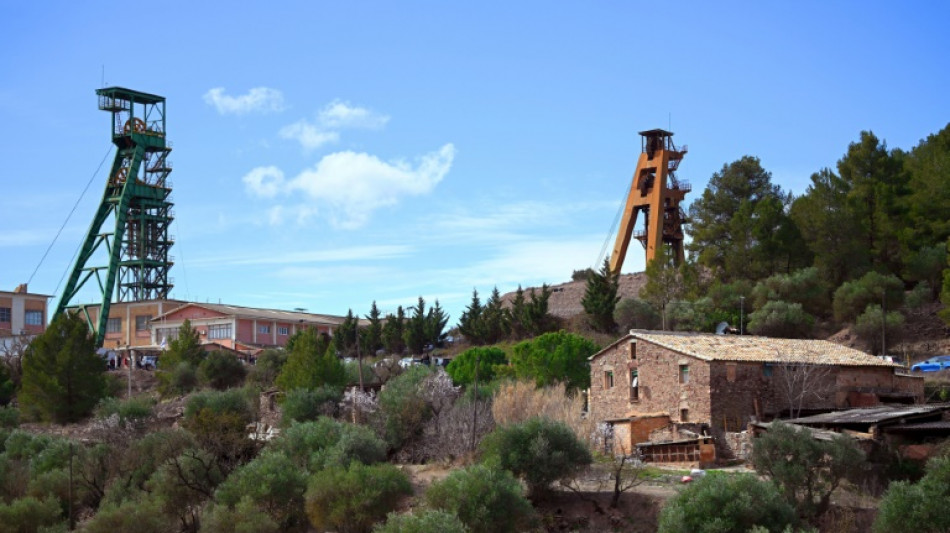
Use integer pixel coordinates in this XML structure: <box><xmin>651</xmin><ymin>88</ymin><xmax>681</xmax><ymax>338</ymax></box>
<box><xmin>182</xmin><ymin>389</ymin><xmax>256</xmax><ymax>465</ymax></box>
<box><xmin>752</xmin><ymin>421</ymin><xmax>865</xmax><ymax>519</ymax></box>
<box><xmin>95</xmin><ymin>396</ymin><xmax>155</xmax><ymax>426</ymax></box>
<box><xmin>82</xmin><ymin>496</ymin><xmax>173</xmax><ymax>533</ymax></box>
<box><xmin>614</xmin><ymin>298</ymin><xmax>661</xmax><ymax>331</ymax></box>
<box><xmin>425</xmin><ymin>464</ymin><xmax>533</xmax><ymax>533</ymax></box>
<box><xmin>0</xmin><ymin>496</ymin><xmax>64</xmax><ymax>533</ymax></box>
<box><xmin>214</xmin><ymin>451</ymin><xmax>308</xmax><ymax>530</ymax></box>
<box><xmin>874</xmin><ymin>455</ymin><xmax>950</xmax><ymax>533</ymax></box>
<box><xmin>202</xmin><ymin>496</ymin><xmax>281</xmax><ymax>533</ymax></box>
<box><xmin>247</xmin><ymin>349</ymin><xmax>287</xmax><ymax>387</ymax></box>
<box><xmin>446</xmin><ymin>347</ymin><xmax>508</xmax><ymax>386</ymax></box>
<box><xmin>199</xmin><ymin>351</ymin><xmax>247</xmax><ymax>390</ymax></box>
<box><xmin>490</xmin><ymin>381</ymin><xmax>595</xmax><ymax>448</ymax></box>
<box><xmin>509</xmin><ymin>331</ymin><xmax>599</xmax><ymax>391</ymax></box>
<box><xmin>375</xmin><ymin>510</ymin><xmax>468</xmax><ymax>533</ymax></box>
<box><xmin>752</xmin><ymin>267</ymin><xmax>830</xmax><ymax>317</ymax></box>
<box><xmin>276</xmin><ymin>328</ymin><xmax>344</xmax><ymax>392</ymax></box>
<box><xmin>0</xmin><ymin>406</ymin><xmax>20</xmax><ymax>428</ymax></box>
<box><xmin>480</xmin><ymin>417</ymin><xmax>592</xmax><ymax>497</ymax></box>
<box><xmin>376</xmin><ymin>365</ymin><xmax>433</xmax><ymax>450</ymax></box>
<box><xmin>164</xmin><ymin>362</ymin><xmax>199</xmax><ymax>397</ymax></box>
<box><xmin>747</xmin><ymin>301</ymin><xmax>816</xmax><ymax>338</ymax></box>
<box><xmin>281</xmin><ymin>386</ymin><xmax>343</xmax><ymax>425</ymax></box>
<box><xmin>657</xmin><ymin>473</ymin><xmax>798</xmax><ymax>533</ymax></box>
<box><xmin>0</xmin><ymin>363</ymin><xmax>14</xmax><ymax>407</ymax></box>
<box><xmin>304</xmin><ymin>462</ymin><xmax>412</xmax><ymax>533</ymax></box>
<box><xmin>273</xmin><ymin>418</ymin><xmax>386</xmax><ymax>473</ymax></box>
<box><xmin>833</xmin><ymin>271</ymin><xmax>904</xmax><ymax>323</ymax></box>
<box><xmin>853</xmin><ymin>305</ymin><xmax>905</xmax><ymax>354</ymax></box>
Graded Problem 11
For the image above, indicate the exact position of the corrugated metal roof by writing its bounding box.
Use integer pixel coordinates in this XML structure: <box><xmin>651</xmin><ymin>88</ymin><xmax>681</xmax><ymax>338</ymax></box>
<box><xmin>787</xmin><ymin>405</ymin><xmax>947</xmax><ymax>425</ymax></box>
<box><xmin>630</xmin><ymin>330</ymin><xmax>897</xmax><ymax>367</ymax></box>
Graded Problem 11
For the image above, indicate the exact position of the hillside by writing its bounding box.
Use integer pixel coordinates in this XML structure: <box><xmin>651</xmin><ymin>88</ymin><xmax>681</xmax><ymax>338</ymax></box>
<box><xmin>501</xmin><ymin>272</ymin><xmax>648</xmax><ymax>319</ymax></box>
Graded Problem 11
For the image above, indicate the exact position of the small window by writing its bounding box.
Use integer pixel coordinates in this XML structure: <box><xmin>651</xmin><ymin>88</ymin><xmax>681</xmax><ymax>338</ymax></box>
<box><xmin>106</xmin><ymin>317</ymin><xmax>121</xmax><ymax>333</ymax></box>
<box><xmin>604</xmin><ymin>370</ymin><xmax>614</xmax><ymax>389</ymax></box>
<box><xmin>259</xmin><ymin>325</ymin><xmax>271</xmax><ymax>334</ymax></box>
<box><xmin>24</xmin><ymin>310</ymin><xmax>43</xmax><ymax>326</ymax></box>
<box><xmin>763</xmin><ymin>363</ymin><xmax>773</xmax><ymax>377</ymax></box>
<box><xmin>679</xmin><ymin>364</ymin><xmax>690</xmax><ymax>384</ymax></box>
<box><xmin>680</xmin><ymin>408</ymin><xmax>689</xmax><ymax>422</ymax></box>
<box><xmin>629</xmin><ymin>341</ymin><xmax>637</xmax><ymax>360</ymax></box>
<box><xmin>135</xmin><ymin>315</ymin><xmax>152</xmax><ymax>331</ymax></box>
<box><xmin>0</xmin><ymin>308</ymin><xmax>11</xmax><ymax>323</ymax></box>
<box><xmin>630</xmin><ymin>369</ymin><xmax>639</xmax><ymax>401</ymax></box>
<box><xmin>726</xmin><ymin>363</ymin><xmax>737</xmax><ymax>383</ymax></box>
<box><xmin>277</xmin><ymin>327</ymin><xmax>289</xmax><ymax>336</ymax></box>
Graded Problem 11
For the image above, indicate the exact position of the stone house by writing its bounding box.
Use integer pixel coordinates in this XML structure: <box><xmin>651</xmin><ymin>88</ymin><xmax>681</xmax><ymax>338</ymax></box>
<box><xmin>588</xmin><ymin>330</ymin><xmax>924</xmax><ymax>459</ymax></box>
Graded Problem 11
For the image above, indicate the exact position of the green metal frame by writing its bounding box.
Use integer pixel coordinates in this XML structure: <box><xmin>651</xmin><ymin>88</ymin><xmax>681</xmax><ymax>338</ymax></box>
<box><xmin>54</xmin><ymin>87</ymin><xmax>175</xmax><ymax>346</ymax></box>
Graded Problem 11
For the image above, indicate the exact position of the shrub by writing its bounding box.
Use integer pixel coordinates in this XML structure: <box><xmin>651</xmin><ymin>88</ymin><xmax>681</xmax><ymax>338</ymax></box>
<box><xmin>747</xmin><ymin>301</ymin><xmax>816</xmax><ymax>338</ymax></box>
<box><xmin>281</xmin><ymin>386</ymin><xmax>343</xmax><ymax>425</ymax></box>
<box><xmin>752</xmin><ymin>267</ymin><xmax>830</xmax><ymax>317</ymax></box>
<box><xmin>82</xmin><ymin>496</ymin><xmax>173</xmax><ymax>533</ymax></box>
<box><xmin>182</xmin><ymin>389</ymin><xmax>256</xmax><ymax>465</ymax></box>
<box><xmin>202</xmin><ymin>496</ymin><xmax>281</xmax><ymax>533</ymax></box>
<box><xmin>375</xmin><ymin>510</ymin><xmax>468</xmax><ymax>533</ymax></box>
<box><xmin>273</xmin><ymin>418</ymin><xmax>386</xmax><ymax>473</ymax></box>
<box><xmin>199</xmin><ymin>351</ymin><xmax>247</xmax><ymax>390</ymax></box>
<box><xmin>657</xmin><ymin>473</ymin><xmax>798</xmax><ymax>533</ymax></box>
<box><xmin>425</xmin><ymin>464</ymin><xmax>533</xmax><ymax>533</ymax></box>
<box><xmin>304</xmin><ymin>462</ymin><xmax>412</xmax><ymax>533</ymax></box>
<box><xmin>905</xmin><ymin>282</ymin><xmax>933</xmax><ymax>309</ymax></box>
<box><xmin>247</xmin><ymin>349</ymin><xmax>287</xmax><ymax>387</ymax></box>
<box><xmin>853</xmin><ymin>305</ymin><xmax>905</xmax><ymax>354</ymax></box>
<box><xmin>874</xmin><ymin>455</ymin><xmax>950</xmax><ymax>533</ymax></box>
<box><xmin>95</xmin><ymin>396</ymin><xmax>155</xmax><ymax>426</ymax></box>
<box><xmin>752</xmin><ymin>421</ymin><xmax>865</xmax><ymax>519</ymax></box>
<box><xmin>614</xmin><ymin>298</ymin><xmax>661</xmax><ymax>331</ymax></box>
<box><xmin>376</xmin><ymin>365</ymin><xmax>433</xmax><ymax>450</ymax></box>
<box><xmin>833</xmin><ymin>271</ymin><xmax>904</xmax><ymax>323</ymax></box>
<box><xmin>0</xmin><ymin>406</ymin><xmax>20</xmax><ymax>428</ymax></box>
<box><xmin>0</xmin><ymin>496</ymin><xmax>64</xmax><ymax>533</ymax></box>
<box><xmin>480</xmin><ymin>417</ymin><xmax>592</xmax><ymax>497</ymax></box>
<box><xmin>0</xmin><ymin>363</ymin><xmax>14</xmax><ymax>407</ymax></box>
<box><xmin>509</xmin><ymin>331</ymin><xmax>599</xmax><ymax>391</ymax></box>
<box><xmin>214</xmin><ymin>451</ymin><xmax>308</xmax><ymax>530</ymax></box>
<box><xmin>276</xmin><ymin>328</ymin><xmax>344</xmax><ymax>392</ymax></box>
<box><xmin>446</xmin><ymin>347</ymin><xmax>507</xmax><ymax>386</ymax></box>
<box><xmin>164</xmin><ymin>362</ymin><xmax>199</xmax><ymax>397</ymax></box>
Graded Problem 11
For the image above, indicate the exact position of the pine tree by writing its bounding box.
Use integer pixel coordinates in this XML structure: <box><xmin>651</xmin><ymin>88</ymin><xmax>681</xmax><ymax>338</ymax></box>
<box><xmin>481</xmin><ymin>287</ymin><xmax>511</xmax><ymax>344</ymax></box>
<box><xmin>19</xmin><ymin>312</ymin><xmax>108</xmax><ymax>423</ymax></box>
<box><xmin>425</xmin><ymin>300</ymin><xmax>450</xmax><ymax>347</ymax></box>
<box><xmin>404</xmin><ymin>297</ymin><xmax>428</xmax><ymax>355</ymax></box>
<box><xmin>336</xmin><ymin>310</ymin><xmax>359</xmax><ymax>358</ymax></box>
<box><xmin>582</xmin><ymin>258</ymin><xmax>620</xmax><ymax>333</ymax></box>
<box><xmin>362</xmin><ymin>301</ymin><xmax>383</xmax><ymax>354</ymax></box>
<box><xmin>509</xmin><ymin>285</ymin><xmax>528</xmax><ymax>340</ymax></box>
<box><xmin>276</xmin><ymin>327</ymin><xmax>343</xmax><ymax>391</ymax></box>
<box><xmin>458</xmin><ymin>289</ymin><xmax>485</xmax><ymax>345</ymax></box>
<box><xmin>382</xmin><ymin>307</ymin><xmax>406</xmax><ymax>355</ymax></box>
<box><xmin>524</xmin><ymin>284</ymin><xmax>555</xmax><ymax>337</ymax></box>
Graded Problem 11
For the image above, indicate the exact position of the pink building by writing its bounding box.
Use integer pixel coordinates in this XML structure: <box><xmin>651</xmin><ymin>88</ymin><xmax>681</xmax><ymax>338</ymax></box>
<box><xmin>151</xmin><ymin>302</ymin><xmax>346</xmax><ymax>353</ymax></box>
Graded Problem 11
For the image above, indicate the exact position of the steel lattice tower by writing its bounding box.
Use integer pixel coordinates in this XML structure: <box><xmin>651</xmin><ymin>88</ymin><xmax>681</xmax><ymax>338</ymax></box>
<box><xmin>54</xmin><ymin>87</ymin><xmax>174</xmax><ymax>346</ymax></box>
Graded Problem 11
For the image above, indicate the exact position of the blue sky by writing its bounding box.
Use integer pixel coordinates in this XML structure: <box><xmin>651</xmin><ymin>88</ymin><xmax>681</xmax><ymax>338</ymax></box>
<box><xmin>2</xmin><ymin>2</ymin><xmax>948</xmax><ymax>324</ymax></box>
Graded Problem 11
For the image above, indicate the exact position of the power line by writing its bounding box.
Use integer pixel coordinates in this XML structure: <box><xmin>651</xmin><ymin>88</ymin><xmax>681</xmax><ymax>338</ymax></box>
<box><xmin>29</xmin><ymin>145</ymin><xmax>113</xmax><ymax>287</ymax></box>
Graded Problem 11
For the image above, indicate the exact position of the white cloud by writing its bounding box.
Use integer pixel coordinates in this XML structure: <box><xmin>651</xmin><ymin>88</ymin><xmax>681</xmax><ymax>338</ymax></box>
<box><xmin>242</xmin><ymin>166</ymin><xmax>285</xmax><ymax>198</ymax></box>
<box><xmin>282</xmin><ymin>143</ymin><xmax>455</xmax><ymax>228</ymax></box>
<box><xmin>203</xmin><ymin>87</ymin><xmax>286</xmax><ymax>115</ymax></box>
<box><xmin>318</xmin><ymin>100</ymin><xmax>389</xmax><ymax>129</ymax></box>
<box><xmin>279</xmin><ymin>120</ymin><xmax>340</xmax><ymax>151</ymax></box>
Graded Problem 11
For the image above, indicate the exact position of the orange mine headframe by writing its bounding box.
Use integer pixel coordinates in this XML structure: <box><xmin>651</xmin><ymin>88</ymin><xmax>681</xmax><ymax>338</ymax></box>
<box><xmin>609</xmin><ymin>129</ymin><xmax>690</xmax><ymax>275</ymax></box>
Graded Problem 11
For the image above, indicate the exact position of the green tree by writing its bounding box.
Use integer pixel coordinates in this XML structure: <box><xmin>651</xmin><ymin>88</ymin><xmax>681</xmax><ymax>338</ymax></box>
<box><xmin>874</xmin><ymin>455</ymin><xmax>950</xmax><ymax>533</ymax></box>
<box><xmin>687</xmin><ymin>156</ymin><xmax>788</xmax><ymax>279</ymax></box>
<box><xmin>0</xmin><ymin>496</ymin><xmax>65</xmax><ymax>533</ymax></box>
<box><xmin>247</xmin><ymin>349</ymin><xmax>287</xmax><ymax>387</ymax></box>
<box><xmin>479</xmin><ymin>288</ymin><xmax>510</xmax><ymax>345</ymax></box>
<box><xmin>509</xmin><ymin>331</ymin><xmax>598</xmax><ymax>391</ymax></box>
<box><xmin>381</xmin><ymin>307</ymin><xmax>406</xmax><ymax>355</ymax></box>
<box><xmin>479</xmin><ymin>417</ymin><xmax>591</xmax><ymax>498</ymax></box>
<box><xmin>751</xmin><ymin>267</ymin><xmax>830</xmax><ymax>318</ymax></box>
<box><xmin>642</xmin><ymin>247</ymin><xmax>690</xmax><ymax>330</ymax></box>
<box><xmin>905</xmin><ymin>242</ymin><xmax>947</xmax><ymax>299</ymax></box>
<box><xmin>425</xmin><ymin>299</ymin><xmax>450</xmax><ymax>347</ymax></box>
<box><xmin>832</xmin><ymin>271</ymin><xmax>905</xmax><ymax>323</ymax></box>
<box><xmin>751</xmin><ymin>421</ymin><xmax>865</xmax><ymax>519</ymax></box>
<box><xmin>305</xmin><ymin>462</ymin><xmax>411</xmax><ymax>533</ymax></box>
<box><xmin>458</xmin><ymin>290</ymin><xmax>485</xmax><ymax>345</ymax></box>
<box><xmin>281</xmin><ymin>386</ymin><xmax>344</xmax><ymax>425</ymax></box>
<box><xmin>582</xmin><ymin>257</ymin><xmax>619</xmax><ymax>333</ymax></box>
<box><xmin>853</xmin><ymin>305</ymin><xmax>905</xmax><ymax>355</ymax></box>
<box><xmin>162</xmin><ymin>319</ymin><xmax>206</xmax><ymax>367</ymax></box>
<box><xmin>336</xmin><ymin>310</ymin><xmax>360</xmax><ymax>358</ymax></box>
<box><xmin>202</xmin><ymin>496</ymin><xmax>281</xmax><ymax>533</ymax></box>
<box><xmin>657</xmin><ymin>473</ymin><xmax>798</xmax><ymax>533</ymax></box>
<box><xmin>363</xmin><ymin>302</ymin><xmax>384</xmax><ymax>355</ymax></box>
<box><xmin>614</xmin><ymin>297</ymin><xmax>661</xmax><ymax>331</ymax></box>
<box><xmin>901</xmin><ymin>123</ymin><xmax>950</xmax><ymax>254</ymax></box>
<box><xmin>19</xmin><ymin>312</ymin><xmax>108</xmax><ymax>423</ymax></box>
<box><xmin>376</xmin><ymin>366</ymin><xmax>433</xmax><ymax>450</ymax></box>
<box><xmin>404</xmin><ymin>297</ymin><xmax>428</xmax><ymax>355</ymax></box>
<box><xmin>942</xmin><ymin>238</ymin><xmax>950</xmax><ymax>325</ymax></box>
<box><xmin>276</xmin><ymin>328</ymin><xmax>344</xmax><ymax>392</ymax></box>
<box><xmin>445</xmin><ymin>347</ymin><xmax>507</xmax><ymax>386</ymax></box>
<box><xmin>0</xmin><ymin>362</ymin><xmax>16</xmax><ymax>407</ymax></box>
<box><xmin>214</xmin><ymin>450</ymin><xmax>309</xmax><ymax>530</ymax></box>
<box><xmin>425</xmin><ymin>464</ymin><xmax>534</xmax><ymax>533</ymax></box>
<box><xmin>523</xmin><ymin>284</ymin><xmax>556</xmax><ymax>337</ymax></box>
<box><xmin>271</xmin><ymin>417</ymin><xmax>386</xmax><ymax>473</ymax></box>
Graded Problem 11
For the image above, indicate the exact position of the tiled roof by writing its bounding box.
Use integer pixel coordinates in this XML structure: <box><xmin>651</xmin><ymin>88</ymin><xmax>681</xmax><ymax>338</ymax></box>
<box><xmin>629</xmin><ymin>330</ymin><xmax>897</xmax><ymax>367</ymax></box>
<box><xmin>154</xmin><ymin>302</ymin><xmax>351</xmax><ymax>325</ymax></box>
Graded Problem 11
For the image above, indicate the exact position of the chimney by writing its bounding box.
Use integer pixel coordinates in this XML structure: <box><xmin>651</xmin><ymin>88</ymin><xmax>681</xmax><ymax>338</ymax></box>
<box><xmin>14</xmin><ymin>283</ymin><xmax>27</xmax><ymax>294</ymax></box>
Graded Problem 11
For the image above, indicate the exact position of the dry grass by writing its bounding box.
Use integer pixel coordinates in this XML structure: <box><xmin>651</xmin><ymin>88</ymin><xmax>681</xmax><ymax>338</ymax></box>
<box><xmin>492</xmin><ymin>380</ymin><xmax>599</xmax><ymax>447</ymax></box>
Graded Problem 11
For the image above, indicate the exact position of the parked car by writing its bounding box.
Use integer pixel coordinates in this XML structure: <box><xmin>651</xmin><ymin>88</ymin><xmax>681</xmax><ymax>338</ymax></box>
<box><xmin>910</xmin><ymin>355</ymin><xmax>950</xmax><ymax>372</ymax></box>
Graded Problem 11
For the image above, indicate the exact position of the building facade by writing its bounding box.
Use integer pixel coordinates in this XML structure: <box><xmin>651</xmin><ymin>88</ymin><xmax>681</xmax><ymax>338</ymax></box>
<box><xmin>0</xmin><ymin>284</ymin><xmax>50</xmax><ymax>354</ymax></box>
<box><xmin>588</xmin><ymin>330</ymin><xmax>924</xmax><ymax>458</ymax></box>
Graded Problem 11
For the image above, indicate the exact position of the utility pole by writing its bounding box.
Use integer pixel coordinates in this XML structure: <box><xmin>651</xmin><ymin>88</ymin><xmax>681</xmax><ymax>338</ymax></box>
<box><xmin>471</xmin><ymin>353</ymin><xmax>480</xmax><ymax>452</ymax></box>
<box><xmin>739</xmin><ymin>296</ymin><xmax>745</xmax><ymax>335</ymax></box>
<box><xmin>881</xmin><ymin>290</ymin><xmax>887</xmax><ymax>356</ymax></box>
<box><xmin>127</xmin><ymin>345</ymin><xmax>132</xmax><ymax>397</ymax></box>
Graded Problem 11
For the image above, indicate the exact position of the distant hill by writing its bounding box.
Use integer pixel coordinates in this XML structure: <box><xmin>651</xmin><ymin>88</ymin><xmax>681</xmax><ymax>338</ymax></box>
<box><xmin>501</xmin><ymin>272</ymin><xmax>648</xmax><ymax>319</ymax></box>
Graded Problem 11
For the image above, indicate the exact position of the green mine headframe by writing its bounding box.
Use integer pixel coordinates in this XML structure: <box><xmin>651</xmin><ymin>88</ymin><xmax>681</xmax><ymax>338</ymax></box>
<box><xmin>54</xmin><ymin>87</ymin><xmax>175</xmax><ymax>346</ymax></box>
